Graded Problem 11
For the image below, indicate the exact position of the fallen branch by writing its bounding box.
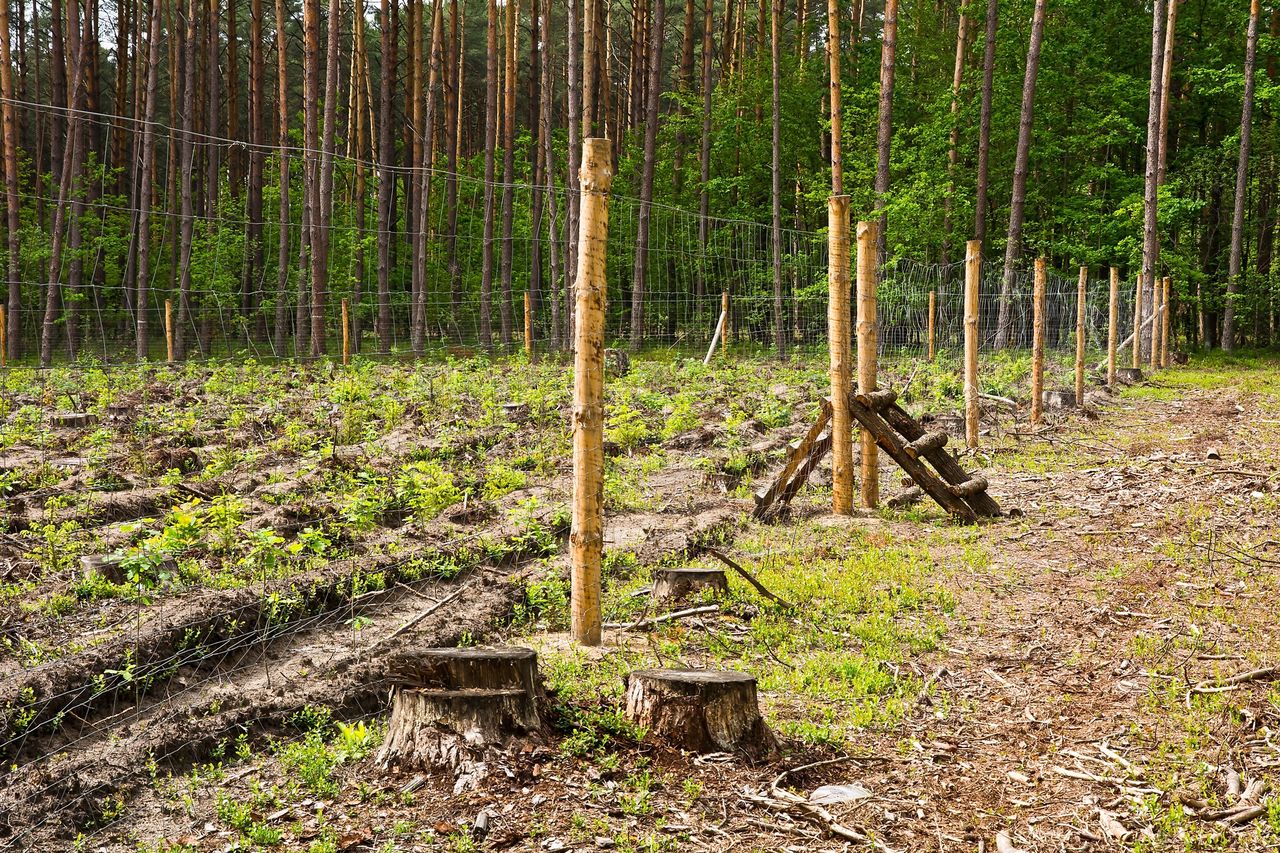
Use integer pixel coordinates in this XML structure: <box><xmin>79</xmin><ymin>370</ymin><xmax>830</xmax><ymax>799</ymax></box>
<box><xmin>1191</xmin><ymin>665</ymin><xmax>1279</xmax><ymax>695</ymax></box>
<box><xmin>384</xmin><ymin>584</ymin><xmax>468</xmax><ymax>640</ymax></box>
<box><xmin>605</xmin><ymin>604</ymin><xmax>719</xmax><ymax>631</ymax></box>
<box><xmin>979</xmin><ymin>392</ymin><xmax>1017</xmax><ymax>408</ymax></box>
<box><xmin>703</xmin><ymin>547</ymin><xmax>795</xmax><ymax>610</ymax></box>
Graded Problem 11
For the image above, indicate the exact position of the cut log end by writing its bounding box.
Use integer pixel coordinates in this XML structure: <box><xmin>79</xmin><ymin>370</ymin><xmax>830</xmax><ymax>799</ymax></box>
<box><xmin>651</xmin><ymin>568</ymin><xmax>729</xmax><ymax>603</ymax></box>
<box><xmin>1041</xmin><ymin>389</ymin><xmax>1077</xmax><ymax>409</ymax></box>
<box><xmin>1114</xmin><ymin>367</ymin><xmax>1144</xmax><ymax>385</ymax></box>
<box><xmin>625</xmin><ymin>668</ymin><xmax>778</xmax><ymax>762</ymax></box>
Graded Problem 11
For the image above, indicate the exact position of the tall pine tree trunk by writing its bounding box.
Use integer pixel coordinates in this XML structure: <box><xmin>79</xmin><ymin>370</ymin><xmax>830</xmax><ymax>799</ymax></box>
<box><xmin>993</xmin><ymin>0</ymin><xmax>1046</xmax><ymax>350</ymax></box>
<box><xmin>135</xmin><ymin>0</ymin><xmax>161</xmax><ymax>359</ymax></box>
<box><xmin>0</xmin><ymin>0</ymin><xmax>21</xmax><ymax>361</ymax></box>
<box><xmin>770</xmin><ymin>0</ymin><xmax>784</xmax><ymax>358</ymax></box>
<box><xmin>1140</xmin><ymin>0</ymin><xmax>1168</xmax><ymax>359</ymax></box>
<box><xmin>628</xmin><ymin>0</ymin><xmax>666</xmax><ymax>350</ymax></box>
<box><xmin>974</xmin><ymin>0</ymin><xmax>997</xmax><ymax>249</ymax></box>
<box><xmin>445</xmin><ymin>0</ymin><xmax>461</xmax><ymax>330</ymax></box>
<box><xmin>272</xmin><ymin>0</ymin><xmax>291</xmax><ymax>354</ymax></box>
<box><xmin>942</xmin><ymin>6</ymin><xmax>969</xmax><ymax>266</ymax></box>
<box><xmin>175</xmin><ymin>0</ymin><xmax>198</xmax><ymax>360</ymax></box>
<box><xmin>873</xmin><ymin>0</ymin><xmax>899</xmax><ymax>262</ymax></box>
<box><xmin>1224</xmin><ymin>0</ymin><xmax>1260</xmax><ymax>351</ymax></box>
<box><xmin>696</xmin><ymin>0</ymin><xmax>714</xmax><ymax>299</ymax></box>
<box><xmin>376</xmin><ymin>0</ymin><xmax>394</xmax><ymax>351</ymax></box>
<box><xmin>498</xmin><ymin>0</ymin><xmax>518</xmax><ymax>348</ymax></box>
<box><xmin>479</xmin><ymin>0</ymin><xmax>498</xmax><ymax>350</ymax></box>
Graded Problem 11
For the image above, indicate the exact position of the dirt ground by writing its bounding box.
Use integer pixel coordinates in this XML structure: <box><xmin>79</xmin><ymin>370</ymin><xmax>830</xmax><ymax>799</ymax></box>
<box><xmin>3</xmin><ymin>353</ymin><xmax>1280</xmax><ymax>852</ymax></box>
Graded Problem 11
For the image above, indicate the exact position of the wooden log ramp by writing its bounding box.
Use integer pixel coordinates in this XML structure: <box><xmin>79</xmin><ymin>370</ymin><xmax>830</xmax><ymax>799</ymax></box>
<box><xmin>752</xmin><ymin>388</ymin><xmax>1002</xmax><ymax>523</ymax></box>
<box><xmin>377</xmin><ymin>647</ymin><xmax>544</xmax><ymax>793</ymax></box>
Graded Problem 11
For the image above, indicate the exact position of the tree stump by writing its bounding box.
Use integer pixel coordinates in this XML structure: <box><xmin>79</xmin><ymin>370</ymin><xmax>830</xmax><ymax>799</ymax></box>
<box><xmin>624</xmin><ymin>669</ymin><xmax>777</xmax><ymax>761</ymax></box>
<box><xmin>1115</xmin><ymin>367</ymin><xmax>1144</xmax><ymax>385</ymax></box>
<box><xmin>377</xmin><ymin>647</ymin><xmax>543</xmax><ymax>793</ymax></box>
<box><xmin>651</xmin><ymin>568</ymin><xmax>728</xmax><ymax>604</ymax></box>
<box><xmin>1041</xmin><ymin>389</ymin><xmax>1076</xmax><ymax>409</ymax></box>
<box><xmin>50</xmin><ymin>412</ymin><xmax>98</xmax><ymax>429</ymax></box>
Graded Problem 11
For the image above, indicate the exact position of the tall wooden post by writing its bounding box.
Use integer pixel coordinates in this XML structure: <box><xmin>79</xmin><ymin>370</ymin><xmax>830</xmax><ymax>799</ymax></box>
<box><xmin>926</xmin><ymin>290</ymin><xmax>936</xmax><ymax>362</ymax></box>
<box><xmin>165</xmin><ymin>299</ymin><xmax>174</xmax><ymax>363</ymax></box>
<box><xmin>341</xmin><ymin>298</ymin><xmax>350</xmax><ymax>365</ymax></box>
<box><xmin>828</xmin><ymin>195</ymin><xmax>853</xmax><ymax>516</ymax></box>
<box><xmin>1074</xmin><ymin>266</ymin><xmax>1087</xmax><ymax>406</ymax></box>
<box><xmin>1149</xmin><ymin>276</ymin><xmax>1161</xmax><ymax>373</ymax></box>
<box><xmin>1161</xmin><ymin>276</ymin><xmax>1172</xmax><ymax>367</ymax></box>
<box><xmin>1132</xmin><ymin>274</ymin><xmax>1143</xmax><ymax>370</ymax></box>
<box><xmin>964</xmin><ymin>240</ymin><xmax>980</xmax><ymax>449</ymax></box>
<box><xmin>0</xmin><ymin>305</ymin><xmax>6</xmax><ymax>367</ymax></box>
<box><xmin>524</xmin><ymin>291</ymin><xmax>534</xmax><ymax>359</ymax></box>
<box><xmin>856</xmin><ymin>220</ymin><xmax>879</xmax><ymax>509</ymax></box>
<box><xmin>1030</xmin><ymin>257</ymin><xmax>1046</xmax><ymax>426</ymax></box>
<box><xmin>571</xmin><ymin>138</ymin><xmax>613</xmax><ymax>647</ymax></box>
<box><xmin>1107</xmin><ymin>267</ymin><xmax>1119</xmax><ymax>386</ymax></box>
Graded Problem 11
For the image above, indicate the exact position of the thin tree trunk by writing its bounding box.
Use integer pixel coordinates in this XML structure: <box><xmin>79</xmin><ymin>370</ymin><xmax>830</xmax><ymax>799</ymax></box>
<box><xmin>0</xmin><ymin>0</ymin><xmax>21</xmax><ymax>361</ymax></box>
<box><xmin>539</xmin><ymin>0</ymin><xmax>561</xmax><ymax>350</ymax></box>
<box><xmin>376</xmin><ymin>0</ymin><xmax>394</xmax><ymax>351</ymax></box>
<box><xmin>1224</xmin><ymin>0</ymin><xmax>1261</xmax><ymax>351</ymax></box>
<box><xmin>413</xmin><ymin>0</ymin><xmax>442</xmax><ymax>352</ymax></box>
<box><xmin>175</xmin><ymin>0</ymin><xmax>198</xmax><ymax>360</ymax></box>
<box><xmin>445</xmin><ymin>0</ymin><xmax>461</xmax><ymax>329</ymax></box>
<box><xmin>498</xmin><ymin>0</ymin><xmax>518</xmax><ymax>348</ymax></box>
<box><xmin>135</xmin><ymin>0</ymin><xmax>162</xmax><ymax>359</ymax></box>
<box><xmin>272</xmin><ymin>0</ymin><xmax>291</xmax><ymax>355</ymax></box>
<box><xmin>1156</xmin><ymin>0</ymin><xmax>1179</xmax><ymax>186</ymax></box>
<box><xmin>873</xmin><ymin>0</ymin><xmax>899</xmax><ymax>262</ymax></box>
<box><xmin>942</xmin><ymin>5</ymin><xmax>969</xmax><ymax>266</ymax></box>
<box><xmin>993</xmin><ymin>0</ymin><xmax>1046</xmax><ymax>350</ymax></box>
<box><xmin>479</xmin><ymin>0</ymin><xmax>498</xmax><ymax>349</ymax></box>
<box><xmin>673</xmin><ymin>0</ymin><xmax>696</xmax><ymax>195</ymax></box>
<box><xmin>351</xmin><ymin>0</ymin><xmax>368</xmax><ymax>352</ymax></box>
<box><xmin>974</xmin><ymin>0</ymin><xmax>997</xmax><ymax>249</ymax></box>
<box><xmin>566</xmin><ymin>0</ymin><xmax>581</xmax><ymax>344</ymax></box>
<box><xmin>1140</xmin><ymin>0</ymin><xmax>1168</xmax><ymax>358</ymax></box>
<box><xmin>770</xmin><ymin>0</ymin><xmax>784</xmax><ymax>358</ymax></box>
<box><xmin>628</xmin><ymin>0</ymin><xmax>666</xmax><ymax>350</ymax></box>
<box><xmin>245</xmin><ymin>0</ymin><xmax>265</xmax><ymax>344</ymax></box>
<box><xmin>696</xmin><ymin>0</ymin><xmax>714</xmax><ymax>299</ymax></box>
<box><xmin>827</xmin><ymin>0</ymin><xmax>842</xmax><ymax>194</ymax></box>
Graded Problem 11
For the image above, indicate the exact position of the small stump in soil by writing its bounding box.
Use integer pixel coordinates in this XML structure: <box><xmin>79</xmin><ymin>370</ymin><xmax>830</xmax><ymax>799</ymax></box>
<box><xmin>50</xmin><ymin>412</ymin><xmax>98</xmax><ymax>429</ymax></box>
<box><xmin>652</xmin><ymin>568</ymin><xmax>728</xmax><ymax>604</ymax></box>
<box><xmin>1115</xmin><ymin>367</ymin><xmax>1144</xmax><ymax>384</ymax></box>
<box><xmin>377</xmin><ymin>647</ymin><xmax>543</xmax><ymax>793</ymax></box>
<box><xmin>1041</xmin><ymin>389</ymin><xmax>1076</xmax><ymax>409</ymax></box>
<box><xmin>625</xmin><ymin>669</ymin><xmax>777</xmax><ymax>761</ymax></box>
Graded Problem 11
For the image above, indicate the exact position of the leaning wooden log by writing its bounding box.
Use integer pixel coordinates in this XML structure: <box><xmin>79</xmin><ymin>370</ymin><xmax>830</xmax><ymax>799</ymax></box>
<box><xmin>753</xmin><ymin>400</ymin><xmax>832</xmax><ymax>519</ymax></box>
<box><xmin>377</xmin><ymin>647</ymin><xmax>543</xmax><ymax>793</ymax></box>
<box><xmin>949</xmin><ymin>476</ymin><xmax>989</xmax><ymax>498</ymax></box>
<box><xmin>887</xmin><ymin>485</ymin><xmax>925</xmax><ymax>509</ymax></box>
<box><xmin>855</xmin><ymin>389</ymin><xmax>898</xmax><ymax>411</ymax></box>
<box><xmin>846</xmin><ymin>396</ymin><xmax>978</xmax><ymax>522</ymax></box>
<box><xmin>652</xmin><ymin>567</ymin><xmax>729</xmax><ymax>603</ymax></box>
<box><xmin>625</xmin><ymin>669</ymin><xmax>778</xmax><ymax>761</ymax></box>
<box><xmin>872</xmin><ymin>398</ymin><xmax>1002</xmax><ymax>518</ymax></box>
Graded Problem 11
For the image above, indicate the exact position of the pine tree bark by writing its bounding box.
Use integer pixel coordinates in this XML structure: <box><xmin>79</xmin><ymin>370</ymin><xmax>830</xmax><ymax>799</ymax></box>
<box><xmin>445</xmin><ymin>0</ymin><xmax>461</xmax><ymax>328</ymax></box>
<box><xmin>993</xmin><ymin>0</ymin><xmax>1046</xmax><ymax>350</ymax></box>
<box><xmin>942</xmin><ymin>5</ymin><xmax>970</xmax><ymax>266</ymax></box>
<box><xmin>696</xmin><ymin>0</ymin><xmax>714</xmax><ymax>298</ymax></box>
<box><xmin>974</xmin><ymin>0</ymin><xmax>997</xmax><ymax>249</ymax></box>
<box><xmin>628</xmin><ymin>0</ymin><xmax>666</xmax><ymax>350</ymax></box>
<box><xmin>376</xmin><ymin>0</ymin><xmax>394</xmax><ymax>352</ymax></box>
<box><xmin>246</xmin><ymin>0</ymin><xmax>265</xmax><ymax>344</ymax></box>
<box><xmin>827</xmin><ymin>0</ymin><xmax>843</xmax><ymax>195</ymax></box>
<box><xmin>1140</xmin><ymin>0</ymin><xmax>1168</xmax><ymax>358</ymax></box>
<box><xmin>174</xmin><ymin>0</ymin><xmax>198</xmax><ymax>360</ymax></box>
<box><xmin>1156</xmin><ymin>0</ymin><xmax>1179</xmax><ymax>186</ymax></box>
<box><xmin>135</xmin><ymin>0</ymin><xmax>162</xmax><ymax>359</ymax></box>
<box><xmin>770</xmin><ymin>0</ymin><xmax>784</xmax><ymax>358</ymax></box>
<box><xmin>873</xmin><ymin>0</ymin><xmax>899</xmax><ymax>262</ymax></box>
<box><xmin>479</xmin><ymin>0</ymin><xmax>498</xmax><ymax>350</ymax></box>
<box><xmin>565</xmin><ymin>0</ymin><xmax>581</xmax><ymax>345</ymax></box>
<box><xmin>309</xmin><ymin>0</ymin><xmax>340</xmax><ymax>357</ymax></box>
<box><xmin>0</xmin><ymin>0</ymin><xmax>21</xmax><ymax>361</ymax></box>
<box><xmin>539</xmin><ymin>0</ymin><xmax>561</xmax><ymax>350</ymax></box>
<box><xmin>272</xmin><ymin>0</ymin><xmax>292</xmax><ymax>354</ymax></box>
<box><xmin>498</xmin><ymin>0</ymin><xmax>518</xmax><ymax>348</ymax></box>
<box><xmin>1224</xmin><ymin>0</ymin><xmax>1261</xmax><ymax>351</ymax></box>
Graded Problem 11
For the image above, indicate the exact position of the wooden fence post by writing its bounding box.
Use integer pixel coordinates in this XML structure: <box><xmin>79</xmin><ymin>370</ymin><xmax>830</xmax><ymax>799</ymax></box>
<box><xmin>165</xmin><ymin>299</ymin><xmax>174</xmax><ymax>363</ymax></box>
<box><xmin>926</xmin><ymin>290</ymin><xmax>936</xmax><ymax>362</ymax></box>
<box><xmin>0</xmin><ymin>305</ymin><xmax>6</xmax><ymax>368</ymax></box>
<box><xmin>1149</xmin><ymin>276</ymin><xmax>1161</xmax><ymax>373</ymax></box>
<box><xmin>1107</xmin><ymin>267</ymin><xmax>1119</xmax><ymax>386</ymax></box>
<box><xmin>1161</xmin><ymin>276</ymin><xmax>1172</xmax><ymax>367</ymax></box>
<box><xmin>1030</xmin><ymin>258</ymin><xmax>1047</xmax><ymax>426</ymax></box>
<box><xmin>828</xmin><ymin>195</ymin><xmax>854</xmax><ymax>516</ymax></box>
<box><xmin>703</xmin><ymin>293</ymin><xmax>728</xmax><ymax>365</ymax></box>
<box><xmin>856</xmin><ymin>220</ymin><xmax>879</xmax><ymax>509</ymax></box>
<box><xmin>570</xmin><ymin>138</ymin><xmax>613</xmax><ymax>647</ymax></box>
<box><xmin>1075</xmin><ymin>266</ymin><xmax>1087</xmax><ymax>406</ymax></box>
<box><xmin>341</xmin><ymin>299</ymin><xmax>350</xmax><ymax>365</ymax></box>
<box><xmin>524</xmin><ymin>291</ymin><xmax>534</xmax><ymax>360</ymax></box>
<box><xmin>1132</xmin><ymin>274</ymin><xmax>1143</xmax><ymax>370</ymax></box>
<box><xmin>964</xmin><ymin>240</ymin><xmax>980</xmax><ymax>449</ymax></box>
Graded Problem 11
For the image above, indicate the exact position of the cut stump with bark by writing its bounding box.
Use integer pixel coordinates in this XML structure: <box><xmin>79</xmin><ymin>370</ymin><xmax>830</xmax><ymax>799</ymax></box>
<box><xmin>1115</xmin><ymin>367</ymin><xmax>1144</xmax><ymax>385</ymax></box>
<box><xmin>377</xmin><ymin>647</ymin><xmax>543</xmax><ymax>793</ymax></box>
<box><xmin>652</xmin><ymin>568</ymin><xmax>728</xmax><ymax>603</ymax></box>
<box><xmin>1042</xmin><ymin>389</ymin><xmax>1076</xmax><ymax>409</ymax></box>
<box><xmin>50</xmin><ymin>412</ymin><xmax>98</xmax><ymax>429</ymax></box>
<box><xmin>625</xmin><ymin>669</ymin><xmax>778</xmax><ymax>761</ymax></box>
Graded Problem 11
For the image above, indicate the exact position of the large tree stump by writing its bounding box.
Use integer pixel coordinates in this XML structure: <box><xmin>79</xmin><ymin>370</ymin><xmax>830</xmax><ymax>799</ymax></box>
<box><xmin>1115</xmin><ymin>367</ymin><xmax>1144</xmax><ymax>385</ymax></box>
<box><xmin>377</xmin><ymin>647</ymin><xmax>543</xmax><ymax>793</ymax></box>
<box><xmin>624</xmin><ymin>669</ymin><xmax>777</xmax><ymax>761</ymax></box>
<box><xmin>1042</xmin><ymin>389</ymin><xmax>1076</xmax><ymax>409</ymax></box>
<box><xmin>651</xmin><ymin>568</ymin><xmax>728</xmax><ymax>604</ymax></box>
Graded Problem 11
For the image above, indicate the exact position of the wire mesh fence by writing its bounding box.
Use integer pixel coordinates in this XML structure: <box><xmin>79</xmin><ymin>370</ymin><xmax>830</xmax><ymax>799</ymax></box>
<box><xmin>0</xmin><ymin>101</ymin><xmax>1142</xmax><ymax>368</ymax></box>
